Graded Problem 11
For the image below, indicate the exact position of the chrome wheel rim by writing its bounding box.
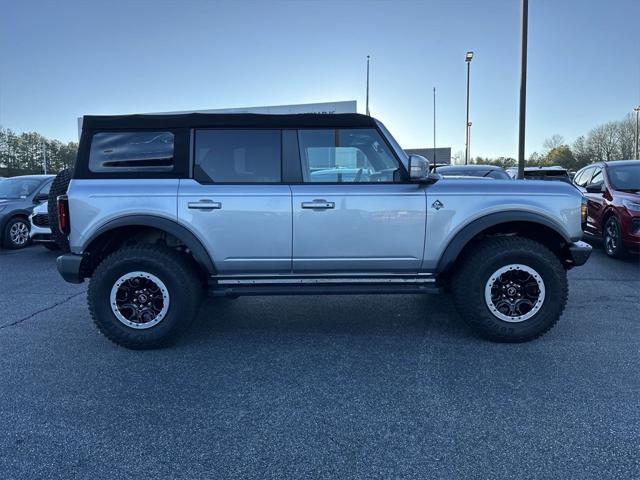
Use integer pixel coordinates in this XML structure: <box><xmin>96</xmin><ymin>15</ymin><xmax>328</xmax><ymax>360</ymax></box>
<box><xmin>484</xmin><ymin>264</ymin><xmax>545</xmax><ymax>323</ymax></box>
<box><xmin>110</xmin><ymin>272</ymin><xmax>170</xmax><ymax>329</ymax></box>
<box><xmin>10</xmin><ymin>221</ymin><xmax>29</xmax><ymax>246</ymax></box>
<box><xmin>604</xmin><ymin>221</ymin><xmax>618</xmax><ymax>255</ymax></box>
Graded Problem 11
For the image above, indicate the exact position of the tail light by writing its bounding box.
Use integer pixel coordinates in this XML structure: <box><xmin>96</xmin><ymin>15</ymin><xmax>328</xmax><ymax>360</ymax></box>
<box><xmin>57</xmin><ymin>195</ymin><xmax>70</xmax><ymax>235</ymax></box>
<box><xmin>580</xmin><ymin>196</ymin><xmax>588</xmax><ymax>230</ymax></box>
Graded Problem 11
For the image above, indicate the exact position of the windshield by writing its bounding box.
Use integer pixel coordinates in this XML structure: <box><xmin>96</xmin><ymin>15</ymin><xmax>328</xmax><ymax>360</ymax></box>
<box><xmin>0</xmin><ymin>178</ymin><xmax>42</xmax><ymax>199</ymax></box>
<box><xmin>375</xmin><ymin>120</ymin><xmax>408</xmax><ymax>166</ymax></box>
<box><xmin>608</xmin><ymin>164</ymin><xmax>640</xmax><ymax>191</ymax></box>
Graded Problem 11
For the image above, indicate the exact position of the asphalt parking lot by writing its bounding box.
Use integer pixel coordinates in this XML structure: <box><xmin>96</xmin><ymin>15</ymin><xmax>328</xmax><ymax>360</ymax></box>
<box><xmin>0</xmin><ymin>243</ymin><xmax>638</xmax><ymax>479</ymax></box>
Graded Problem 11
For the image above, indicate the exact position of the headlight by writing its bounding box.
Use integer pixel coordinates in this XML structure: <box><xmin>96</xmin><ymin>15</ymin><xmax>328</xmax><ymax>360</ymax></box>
<box><xmin>622</xmin><ymin>199</ymin><xmax>640</xmax><ymax>212</ymax></box>
<box><xmin>581</xmin><ymin>197</ymin><xmax>588</xmax><ymax>228</ymax></box>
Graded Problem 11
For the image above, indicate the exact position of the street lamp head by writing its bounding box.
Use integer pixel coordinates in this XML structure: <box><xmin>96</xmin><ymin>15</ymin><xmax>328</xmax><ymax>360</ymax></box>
<box><xmin>465</xmin><ymin>51</ymin><xmax>474</xmax><ymax>62</ymax></box>
<box><xmin>634</xmin><ymin>106</ymin><xmax>640</xmax><ymax>112</ymax></box>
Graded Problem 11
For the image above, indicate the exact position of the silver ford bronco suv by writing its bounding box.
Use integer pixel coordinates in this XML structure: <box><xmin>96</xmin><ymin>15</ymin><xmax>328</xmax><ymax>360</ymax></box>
<box><xmin>56</xmin><ymin>113</ymin><xmax>591</xmax><ymax>349</ymax></box>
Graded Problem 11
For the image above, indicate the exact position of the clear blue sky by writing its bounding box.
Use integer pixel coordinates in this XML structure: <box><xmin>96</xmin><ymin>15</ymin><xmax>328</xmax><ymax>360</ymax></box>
<box><xmin>1</xmin><ymin>0</ymin><xmax>638</xmax><ymax>158</ymax></box>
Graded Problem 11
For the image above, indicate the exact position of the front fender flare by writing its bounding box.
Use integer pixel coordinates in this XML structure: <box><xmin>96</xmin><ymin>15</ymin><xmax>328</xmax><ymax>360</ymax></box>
<box><xmin>436</xmin><ymin>211</ymin><xmax>572</xmax><ymax>273</ymax></box>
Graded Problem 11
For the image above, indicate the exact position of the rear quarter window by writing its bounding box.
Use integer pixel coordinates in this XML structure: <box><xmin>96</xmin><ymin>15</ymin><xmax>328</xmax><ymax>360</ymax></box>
<box><xmin>89</xmin><ymin>132</ymin><xmax>174</xmax><ymax>173</ymax></box>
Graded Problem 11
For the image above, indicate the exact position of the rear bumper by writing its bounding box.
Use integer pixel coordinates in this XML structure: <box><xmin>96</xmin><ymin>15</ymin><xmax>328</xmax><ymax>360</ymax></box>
<box><xmin>568</xmin><ymin>241</ymin><xmax>592</xmax><ymax>267</ymax></box>
<box><xmin>57</xmin><ymin>253</ymin><xmax>84</xmax><ymax>284</ymax></box>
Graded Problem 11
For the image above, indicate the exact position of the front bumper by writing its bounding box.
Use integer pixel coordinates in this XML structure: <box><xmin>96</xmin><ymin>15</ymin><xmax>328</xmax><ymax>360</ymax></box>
<box><xmin>57</xmin><ymin>253</ymin><xmax>84</xmax><ymax>284</ymax></box>
<box><xmin>568</xmin><ymin>241</ymin><xmax>592</xmax><ymax>267</ymax></box>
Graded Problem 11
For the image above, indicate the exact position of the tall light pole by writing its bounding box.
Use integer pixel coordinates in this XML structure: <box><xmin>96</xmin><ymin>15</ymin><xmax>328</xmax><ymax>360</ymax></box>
<box><xmin>366</xmin><ymin>55</ymin><xmax>371</xmax><ymax>116</ymax></box>
<box><xmin>634</xmin><ymin>106</ymin><xmax>640</xmax><ymax>159</ymax></box>
<box><xmin>467</xmin><ymin>121</ymin><xmax>473</xmax><ymax>163</ymax></box>
<box><xmin>517</xmin><ymin>0</ymin><xmax>529</xmax><ymax>179</ymax></box>
<box><xmin>464</xmin><ymin>51</ymin><xmax>474</xmax><ymax>165</ymax></box>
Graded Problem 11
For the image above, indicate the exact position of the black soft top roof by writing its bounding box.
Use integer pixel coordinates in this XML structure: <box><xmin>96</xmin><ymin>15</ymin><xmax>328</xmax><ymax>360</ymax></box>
<box><xmin>81</xmin><ymin>113</ymin><xmax>378</xmax><ymax>131</ymax></box>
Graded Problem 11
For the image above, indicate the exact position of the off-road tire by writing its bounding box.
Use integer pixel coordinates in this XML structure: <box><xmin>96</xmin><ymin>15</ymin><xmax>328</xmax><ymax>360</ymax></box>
<box><xmin>88</xmin><ymin>244</ymin><xmax>203</xmax><ymax>349</ymax></box>
<box><xmin>47</xmin><ymin>168</ymin><xmax>73</xmax><ymax>252</ymax></box>
<box><xmin>3</xmin><ymin>217</ymin><xmax>31</xmax><ymax>249</ymax></box>
<box><xmin>451</xmin><ymin>236</ymin><xmax>568</xmax><ymax>342</ymax></box>
<box><xmin>603</xmin><ymin>216</ymin><xmax>627</xmax><ymax>259</ymax></box>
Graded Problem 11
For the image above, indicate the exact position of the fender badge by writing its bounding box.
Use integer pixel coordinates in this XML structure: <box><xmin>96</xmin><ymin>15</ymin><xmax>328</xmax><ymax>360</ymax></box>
<box><xmin>432</xmin><ymin>200</ymin><xmax>444</xmax><ymax>210</ymax></box>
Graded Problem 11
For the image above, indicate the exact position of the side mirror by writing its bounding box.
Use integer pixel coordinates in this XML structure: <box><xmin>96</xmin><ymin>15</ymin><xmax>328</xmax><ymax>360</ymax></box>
<box><xmin>34</xmin><ymin>193</ymin><xmax>48</xmax><ymax>203</ymax></box>
<box><xmin>409</xmin><ymin>154</ymin><xmax>429</xmax><ymax>181</ymax></box>
<box><xmin>585</xmin><ymin>183</ymin><xmax>604</xmax><ymax>194</ymax></box>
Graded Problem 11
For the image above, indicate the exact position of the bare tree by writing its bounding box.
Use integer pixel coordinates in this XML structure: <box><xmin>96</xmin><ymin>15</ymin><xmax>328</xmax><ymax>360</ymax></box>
<box><xmin>587</xmin><ymin>122</ymin><xmax>620</xmax><ymax>161</ymax></box>
<box><xmin>542</xmin><ymin>134</ymin><xmax>565</xmax><ymax>153</ymax></box>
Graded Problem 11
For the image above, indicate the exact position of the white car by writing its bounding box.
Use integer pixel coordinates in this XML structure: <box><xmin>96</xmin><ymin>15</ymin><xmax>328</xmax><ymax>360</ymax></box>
<box><xmin>29</xmin><ymin>202</ymin><xmax>58</xmax><ymax>250</ymax></box>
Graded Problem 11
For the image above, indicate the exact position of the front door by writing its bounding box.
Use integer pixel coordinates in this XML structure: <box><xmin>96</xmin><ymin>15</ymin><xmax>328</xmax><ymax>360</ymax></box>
<box><xmin>291</xmin><ymin>128</ymin><xmax>426</xmax><ymax>273</ymax></box>
<box><xmin>584</xmin><ymin>166</ymin><xmax>606</xmax><ymax>234</ymax></box>
<box><xmin>178</xmin><ymin>129</ymin><xmax>291</xmax><ymax>274</ymax></box>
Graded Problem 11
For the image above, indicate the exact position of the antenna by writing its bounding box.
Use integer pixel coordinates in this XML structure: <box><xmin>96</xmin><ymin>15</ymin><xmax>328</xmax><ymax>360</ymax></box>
<box><xmin>366</xmin><ymin>55</ymin><xmax>370</xmax><ymax>116</ymax></box>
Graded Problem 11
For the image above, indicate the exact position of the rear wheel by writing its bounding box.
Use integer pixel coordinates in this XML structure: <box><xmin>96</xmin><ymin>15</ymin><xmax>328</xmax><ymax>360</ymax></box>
<box><xmin>603</xmin><ymin>216</ymin><xmax>627</xmax><ymax>259</ymax></box>
<box><xmin>3</xmin><ymin>217</ymin><xmax>31</xmax><ymax>249</ymax></box>
<box><xmin>451</xmin><ymin>236</ymin><xmax>567</xmax><ymax>342</ymax></box>
<box><xmin>88</xmin><ymin>244</ymin><xmax>203</xmax><ymax>349</ymax></box>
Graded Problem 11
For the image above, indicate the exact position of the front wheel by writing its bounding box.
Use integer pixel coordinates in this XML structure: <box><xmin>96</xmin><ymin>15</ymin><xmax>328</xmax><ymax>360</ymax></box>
<box><xmin>3</xmin><ymin>217</ymin><xmax>31</xmax><ymax>249</ymax></box>
<box><xmin>88</xmin><ymin>244</ymin><xmax>203</xmax><ymax>349</ymax></box>
<box><xmin>451</xmin><ymin>237</ymin><xmax>568</xmax><ymax>342</ymax></box>
<box><xmin>603</xmin><ymin>216</ymin><xmax>627</xmax><ymax>259</ymax></box>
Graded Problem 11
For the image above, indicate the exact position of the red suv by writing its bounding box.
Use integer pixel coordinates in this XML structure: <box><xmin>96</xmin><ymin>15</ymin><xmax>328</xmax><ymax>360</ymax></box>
<box><xmin>573</xmin><ymin>160</ymin><xmax>640</xmax><ymax>258</ymax></box>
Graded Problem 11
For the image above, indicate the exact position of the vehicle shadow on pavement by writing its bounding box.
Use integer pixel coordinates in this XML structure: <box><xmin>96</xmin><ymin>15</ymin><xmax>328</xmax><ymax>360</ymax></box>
<box><xmin>183</xmin><ymin>293</ymin><xmax>475</xmax><ymax>347</ymax></box>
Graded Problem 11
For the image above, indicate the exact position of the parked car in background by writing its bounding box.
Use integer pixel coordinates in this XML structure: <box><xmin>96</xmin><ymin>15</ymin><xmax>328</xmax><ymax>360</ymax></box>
<box><xmin>435</xmin><ymin>164</ymin><xmax>511</xmax><ymax>179</ymax></box>
<box><xmin>573</xmin><ymin>160</ymin><xmax>640</xmax><ymax>258</ymax></box>
<box><xmin>522</xmin><ymin>166</ymin><xmax>572</xmax><ymax>184</ymax></box>
<box><xmin>0</xmin><ymin>175</ymin><xmax>53</xmax><ymax>249</ymax></box>
<box><xmin>29</xmin><ymin>201</ymin><xmax>58</xmax><ymax>250</ymax></box>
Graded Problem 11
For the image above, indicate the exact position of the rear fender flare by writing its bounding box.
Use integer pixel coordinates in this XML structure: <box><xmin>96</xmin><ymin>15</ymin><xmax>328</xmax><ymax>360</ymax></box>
<box><xmin>83</xmin><ymin>215</ymin><xmax>216</xmax><ymax>275</ymax></box>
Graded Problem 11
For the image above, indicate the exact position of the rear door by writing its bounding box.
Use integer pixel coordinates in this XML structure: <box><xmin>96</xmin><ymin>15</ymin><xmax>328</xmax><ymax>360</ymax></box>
<box><xmin>177</xmin><ymin>129</ymin><xmax>291</xmax><ymax>274</ymax></box>
<box><xmin>290</xmin><ymin>128</ymin><xmax>426</xmax><ymax>273</ymax></box>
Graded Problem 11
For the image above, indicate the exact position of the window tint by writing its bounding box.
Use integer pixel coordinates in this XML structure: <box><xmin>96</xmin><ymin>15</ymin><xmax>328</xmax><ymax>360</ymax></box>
<box><xmin>89</xmin><ymin>132</ymin><xmax>174</xmax><ymax>173</ymax></box>
<box><xmin>195</xmin><ymin>130</ymin><xmax>281</xmax><ymax>183</ymax></box>
<box><xmin>589</xmin><ymin>167</ymin><xmax>603</xmax><ymax>187</ymax></box>
<box><xmin>298</xmin><ymin>129</ymin><xmax>400</xmax><ymax>183</ymax></box>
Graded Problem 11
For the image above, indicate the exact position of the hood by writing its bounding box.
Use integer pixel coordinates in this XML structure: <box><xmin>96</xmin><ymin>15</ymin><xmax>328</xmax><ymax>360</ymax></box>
<box><xmin>615</xmin><ymin>190</ymin><xmax>640</xmax><ymax>201</ymax></box>
<box><xmin>0</xmin><ymin>198</ymin><xmax>25</xmax><ymax>208</ymax></box>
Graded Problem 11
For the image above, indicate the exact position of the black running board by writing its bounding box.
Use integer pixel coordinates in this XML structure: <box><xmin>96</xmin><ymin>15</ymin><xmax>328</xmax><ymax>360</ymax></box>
<box><xmin>208</xmin><ymin>283</ymin><xmax>441</xmax><ymax>297</ymax></box>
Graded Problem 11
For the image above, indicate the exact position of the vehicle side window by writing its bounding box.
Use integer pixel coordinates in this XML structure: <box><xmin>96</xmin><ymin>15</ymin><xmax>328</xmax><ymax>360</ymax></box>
<box><xmin>194</xmin><ymin>130</ymin><xmax>281</xmax><ymax>183</ymax></box>
<box><xmin>588</xmin><ymin>167</ymin><xmax>603</xmax><ymax>187</ymax></box>
<box><xmin>38</xmin><ymin>181</ymin><xmax>51</xmax><ymax>197</ymax></box>
<box><xmin>574</xmin><ymin>167</ymin><xmax>593</xmax><ymax>187</ymax></box>
<box><xmin>89</xmin><ymin>132</ymin><xmax>174</xmax><ymax>173</ymax></box>
<box><xmin>298</xmin><ymin>128</ymin><xmax>401</xmax><ymax>183</ymax></box>
<box><xmin>487</xmin><ymin>170</ymin><xmax>508</xmax><ymax>179</ymax></box>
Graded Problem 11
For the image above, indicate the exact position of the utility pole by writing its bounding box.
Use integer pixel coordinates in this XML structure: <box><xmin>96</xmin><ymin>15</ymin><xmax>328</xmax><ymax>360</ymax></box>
<box><xmin>517</xmin><ymin>0</ymin><xmax>529</xmax><ymax>179</ymax></box>
<box><xmin>42</xmin><ymin>141</ymin><xmax>48</xmax><ymax>175</ymax></box>
<box><xmin>634</xmin><ymin>106</ymin><xmax>640</xmax><ymax>159</ymax></box>
<box><xmin>464</xmin><ymin>51</ymin><xmax>474</xmax><ymax>165</ymax></box>
<box><xmin>433</xmin><ymin>87</ymin><xmax>437</xmax><ymax>168</ymax></box>
<box><xmin>366</xmin><ymin>55</ymin><xmax>371</xmax><ymax>116</ymax></box>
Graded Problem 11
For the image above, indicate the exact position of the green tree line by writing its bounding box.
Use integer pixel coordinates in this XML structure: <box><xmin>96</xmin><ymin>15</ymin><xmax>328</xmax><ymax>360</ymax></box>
<box><xmin>471</xmin><ymin>112</ymin><xmax>638</xmax><ymax>170</ymax></box>
<box><xmin>0</xmin><ymin>127</ymin><xmax>78</xmax><ymax>175</ymax></box>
